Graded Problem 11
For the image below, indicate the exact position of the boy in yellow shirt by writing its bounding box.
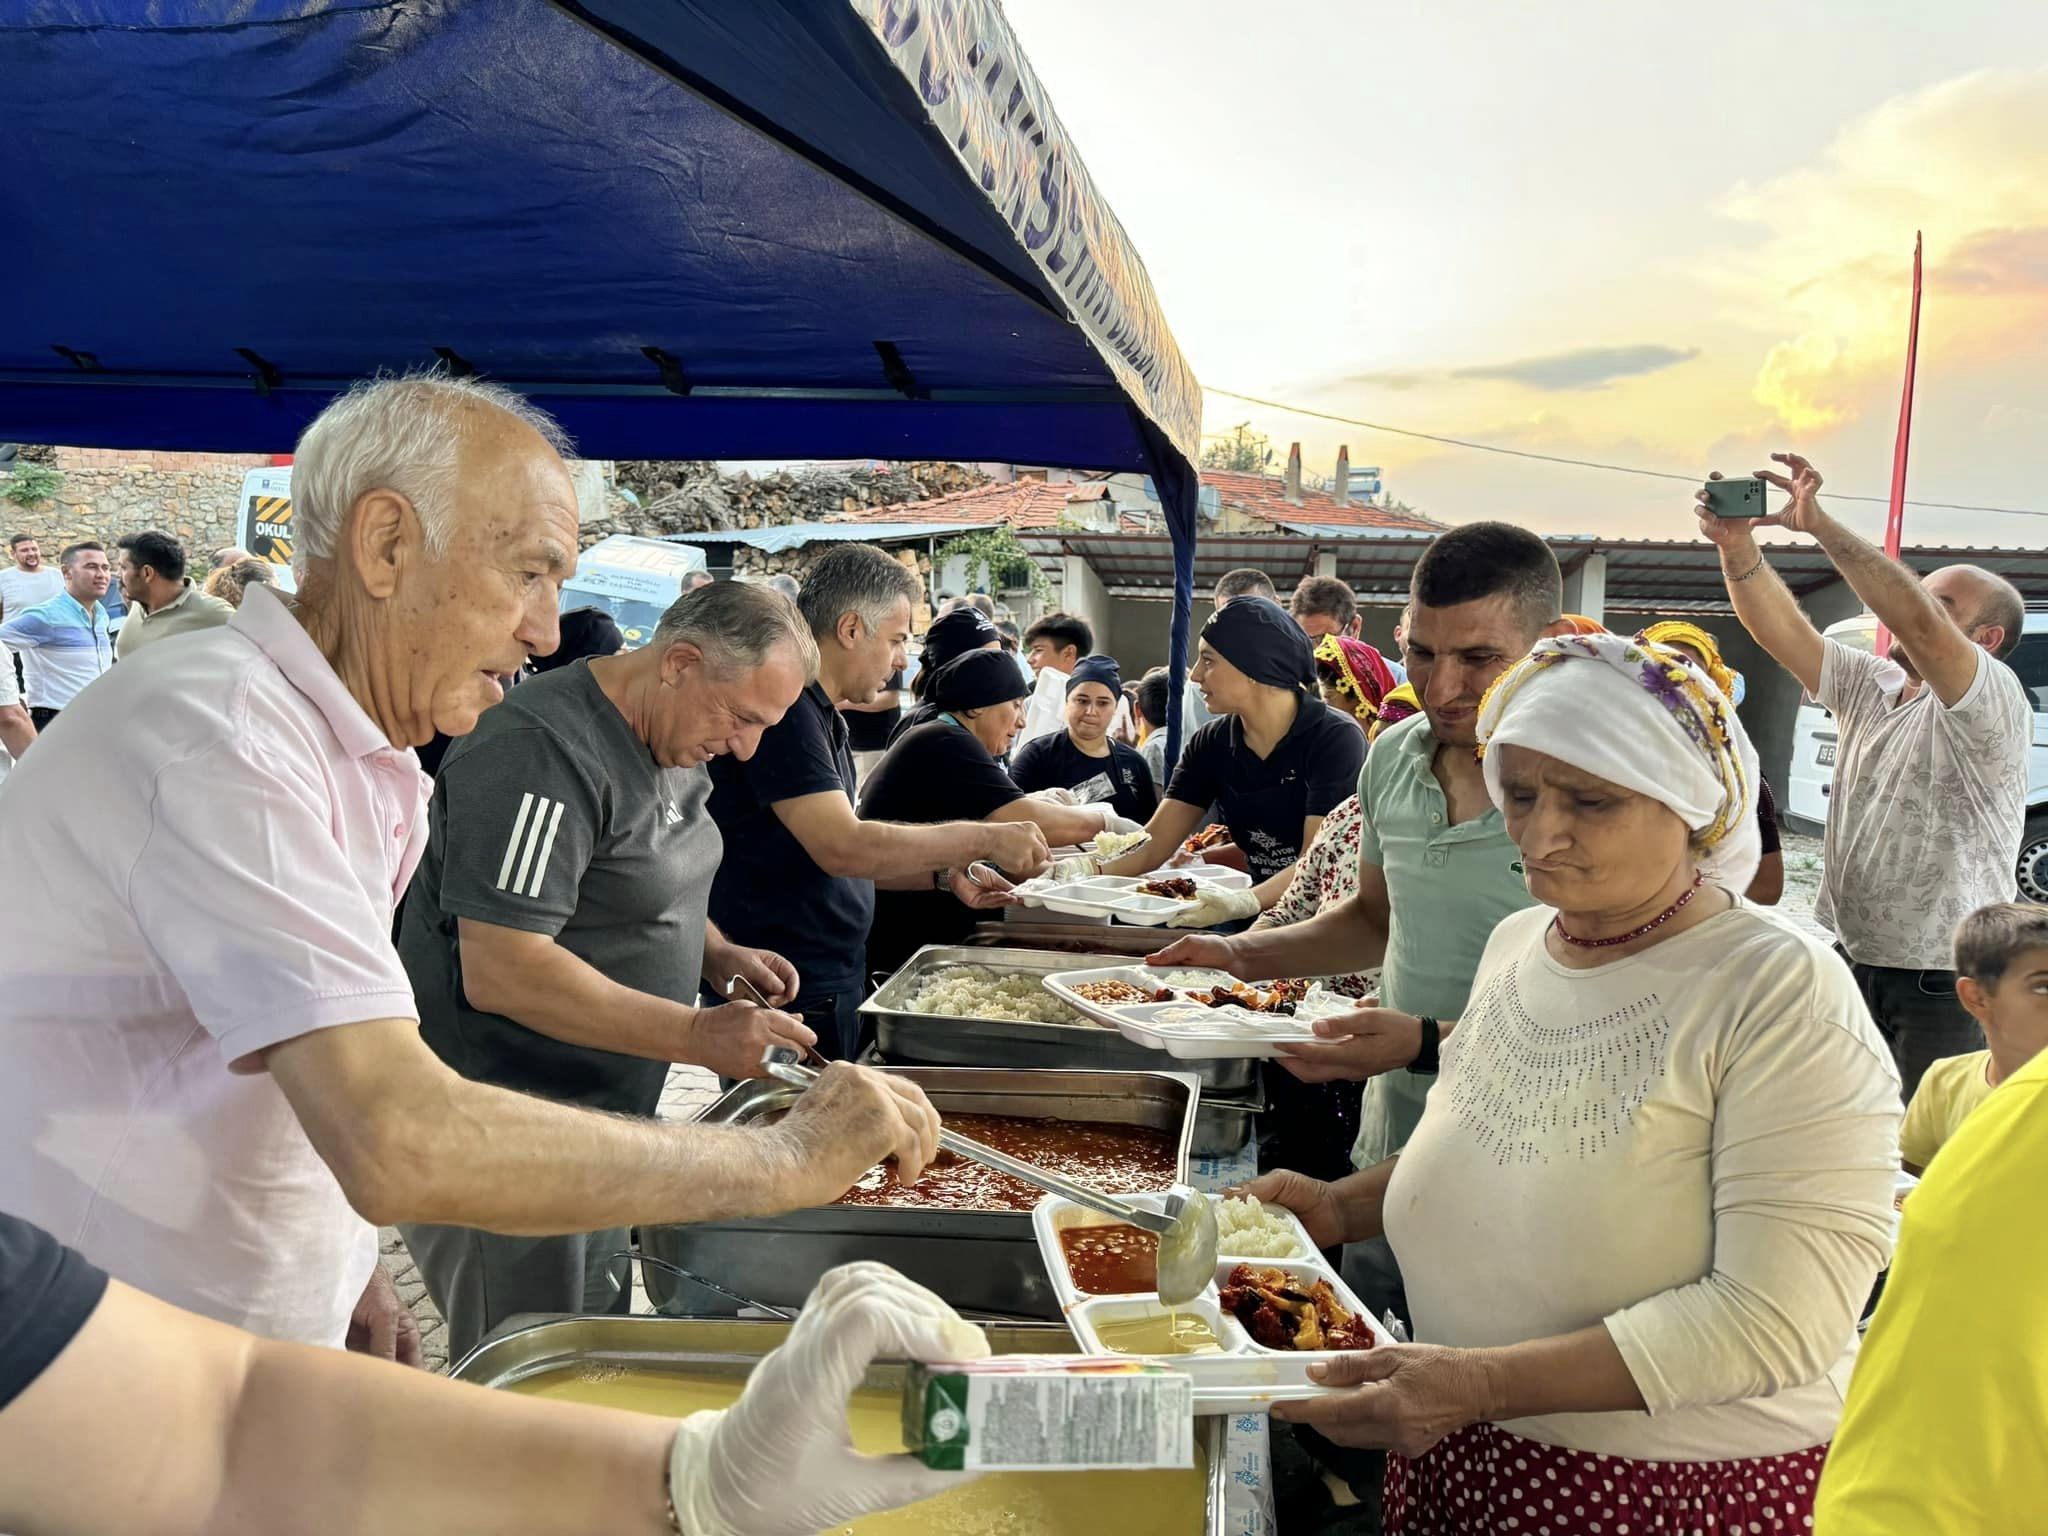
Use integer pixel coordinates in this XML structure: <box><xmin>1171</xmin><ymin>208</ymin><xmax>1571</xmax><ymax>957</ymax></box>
<box><xmin>1897</xmin><ymin>901</ymin><xmax>2048</xmax><ymax>1175</ymax></box>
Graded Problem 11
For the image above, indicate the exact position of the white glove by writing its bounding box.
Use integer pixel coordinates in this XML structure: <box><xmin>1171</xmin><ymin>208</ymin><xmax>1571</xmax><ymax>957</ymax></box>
<box><xmin>1094</xmin><ymin>808</ymin><xmax>1147</xmax><ymax>836</ymax></box>
<box><xmin>1050</xmin><ymin>852</ymin><xmax>1103</xmax><ymax>881</ymax></box>
<box><xmin>1025</xmin><ymin>786</ymin><xmax>1086</xmax><ymax>806</ymax></box>
<box><xmin>669</xmin><ymin>1262</ymin><xmax>992</xmax><ymax>1536</ymax></box>
<box><xmin>1166</xmin><ymin>885</ymin><xmax>1263</xmax><ymax>929</ymax></box>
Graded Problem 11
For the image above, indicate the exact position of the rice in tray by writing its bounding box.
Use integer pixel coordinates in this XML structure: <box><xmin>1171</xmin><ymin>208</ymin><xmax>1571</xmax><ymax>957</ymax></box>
<box><xmin>1214</xmin><ymin>1197</ymin><xmax>1306</xmax><ymax>1258</ymax></box>
<box><xmin>910</xmin><ymin>967</ymin><xmax>1086</xmax><ymax>1026</ymax></box>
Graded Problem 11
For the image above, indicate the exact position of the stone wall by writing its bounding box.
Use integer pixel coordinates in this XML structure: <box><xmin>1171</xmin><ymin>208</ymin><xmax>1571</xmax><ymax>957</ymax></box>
<box><xmin>3</xmin><ymin>448</ymin><xmax>273</xmax><ymax>560</ymax></box>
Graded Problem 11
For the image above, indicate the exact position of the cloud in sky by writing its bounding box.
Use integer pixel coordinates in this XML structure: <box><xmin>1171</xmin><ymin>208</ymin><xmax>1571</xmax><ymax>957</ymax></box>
<box><xmin>1451</xmin><ymin>344</ymin><xmax>1701</xmax><ymax>391</ymax></box>
<box><xmin>1341</xmin><ymin>344</ymin><xmax>1699</xmax><ymax>395</ymax></box>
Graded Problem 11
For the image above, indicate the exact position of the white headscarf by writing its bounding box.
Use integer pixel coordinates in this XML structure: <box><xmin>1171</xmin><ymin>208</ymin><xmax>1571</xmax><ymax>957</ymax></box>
<box><xmin>1476</xmin><ymin>633</ymin><xmax>1762</xmax><ymax>894</ymax></box>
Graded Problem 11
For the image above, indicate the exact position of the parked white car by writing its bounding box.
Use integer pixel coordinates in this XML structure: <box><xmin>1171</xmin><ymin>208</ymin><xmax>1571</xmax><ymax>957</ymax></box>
<box><xmin>1784</xmin><ymin>610</ymin><xmax>2048</xmax><ymax>900</ymax></box>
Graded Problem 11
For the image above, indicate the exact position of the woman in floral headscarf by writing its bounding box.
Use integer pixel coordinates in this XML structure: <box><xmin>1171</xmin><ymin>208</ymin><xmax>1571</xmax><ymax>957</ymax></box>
<box><xmin>1638</xmin><ymin>620</ymin><xmax>1784</xmax><ymax>904</ymax></box>
<box><xmin>1314</xmin><ymin>634</ymin><xmax>1401</xmax><ymax>742</ymax></box>
<box><xmin>1251</xmin><ymin>634</ymin><xmax>1899</xmax><ymax>1536</ymax></box>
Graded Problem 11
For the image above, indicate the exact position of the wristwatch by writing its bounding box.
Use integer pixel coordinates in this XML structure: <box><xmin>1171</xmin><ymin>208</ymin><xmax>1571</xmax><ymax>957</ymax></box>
<box><xmin>1411</xmin><ymin>1015</ymin><xmax>1441</xmax><ymax>1076</ymax></box>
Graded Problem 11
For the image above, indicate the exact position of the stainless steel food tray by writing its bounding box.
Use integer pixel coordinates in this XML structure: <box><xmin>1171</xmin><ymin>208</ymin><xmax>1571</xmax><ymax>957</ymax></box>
<box><xmin>864</xmin><ymin>946</ymin><xmax>1259</xmax><ymax>1099</ymax></box>
<box><xmin>639</xmin><ymin>1066</ymin><xmax>1197</xmax><ymax>1319</ymax></box>
<box><xmin>452</xmin><ymin>1314</ymin><xmax>1225</xmax><ymax>1534</ymax></box>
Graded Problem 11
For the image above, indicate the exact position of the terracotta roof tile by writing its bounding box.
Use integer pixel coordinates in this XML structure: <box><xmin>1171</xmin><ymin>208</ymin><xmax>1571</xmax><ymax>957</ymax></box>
<box><xmin>1196</xmin><ymin>469</ymin><xmax>1444</xmax><ymax>531</ymax></box>
<box><xmin>844</xmin><ymin>470</ymin><xmax>1442</xmax><ymax>534</ymax></box>
<box><xmin>840</xmin><ymin>480</ymin><xmax>1114</xmax><ymax>529</ymax></box>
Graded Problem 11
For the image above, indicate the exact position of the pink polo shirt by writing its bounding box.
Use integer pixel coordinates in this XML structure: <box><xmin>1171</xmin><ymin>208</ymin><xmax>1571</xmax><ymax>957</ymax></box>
<box><xmin>0</xmin><ymin>585</ymin><xmax>429</xmax><ymax>1346</ymax></box>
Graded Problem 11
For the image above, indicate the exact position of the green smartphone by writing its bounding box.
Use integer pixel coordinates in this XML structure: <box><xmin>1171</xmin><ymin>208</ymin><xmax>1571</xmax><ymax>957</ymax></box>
<box><xmin>1702</xmin><ymin>477</ymin><xmax>1767</xmax><ymax>517</ymax></box>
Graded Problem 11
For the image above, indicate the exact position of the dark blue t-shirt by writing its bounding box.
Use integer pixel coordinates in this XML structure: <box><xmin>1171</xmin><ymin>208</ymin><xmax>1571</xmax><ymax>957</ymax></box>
<box><xmin>1</xmin><ymin>1211</ymin><xmax>108</xmax><ymax>1413</ymax></box>
<box><xmin>1008</xmin><ymin>731</ymin><xmax>1160</xmax><ymax>824</ymax></box>
<box><xmin>1164</xmin><ymin>693</ymin><xmax>1365</xmax><ymax>882</ymax></box>
<box><xmin>708</xmin><ymin>681</ymin><xmax>875</xmax><ymax>991</ymax></box>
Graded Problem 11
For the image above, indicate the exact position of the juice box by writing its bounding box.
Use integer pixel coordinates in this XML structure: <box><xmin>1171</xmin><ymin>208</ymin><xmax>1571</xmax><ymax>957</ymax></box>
<box><xmin>902</xmin><ymin>1356</ymin><xmax>1194</xmax><ymax>1472</ymax></box>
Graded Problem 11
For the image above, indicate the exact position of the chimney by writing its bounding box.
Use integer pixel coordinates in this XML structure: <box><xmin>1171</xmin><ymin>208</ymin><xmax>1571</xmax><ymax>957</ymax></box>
<box><xmin>1283</xmin><ymin>441</ymin><xmax>1303</xmax><ymax>506</ymax></box>
<box><xmin>1333</xmin><ymin>445</ymin><xmax>1351</xmax><ymax>507</ymax></box>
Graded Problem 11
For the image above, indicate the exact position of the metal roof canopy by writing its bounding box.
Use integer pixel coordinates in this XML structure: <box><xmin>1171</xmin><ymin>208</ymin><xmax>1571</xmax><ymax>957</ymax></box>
<box><xmin>1022</xmin><ymin>531</ymin><xmax>2048</xmax><ymax>611</ymax></box>
<box><xmin>2</xmin><ymin>0</ymin><xmax>1206</xmax><ymax>750</ymax></box>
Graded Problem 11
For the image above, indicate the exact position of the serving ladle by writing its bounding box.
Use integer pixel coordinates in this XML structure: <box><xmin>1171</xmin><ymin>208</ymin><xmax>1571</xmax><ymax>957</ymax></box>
<box><xmin>758</xmin><ymin>1045</ymin><xmax>1218</xmax><ymax>1305</ymax></box>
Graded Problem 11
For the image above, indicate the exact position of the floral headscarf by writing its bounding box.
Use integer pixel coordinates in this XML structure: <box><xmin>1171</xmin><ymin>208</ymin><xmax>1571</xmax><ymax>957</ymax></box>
<box><xmin>1314</xmin><ymin>634</ymin><xmax>1398</xmax><ymax>727</ymax></box>
<box><xmin>1377</xmin><ymin>682</ymin><xmax>1421</xmax><ymax>734</ymax></box>
<box><xmin>1475</xmin><ymin>633</ymin><xmax>1761</xmax><ymax>893</ymax></box>
<box><xmin>1637</xmin><ymin>620</ymin><xmax>1743</xmax><ymax>704</ymax></box>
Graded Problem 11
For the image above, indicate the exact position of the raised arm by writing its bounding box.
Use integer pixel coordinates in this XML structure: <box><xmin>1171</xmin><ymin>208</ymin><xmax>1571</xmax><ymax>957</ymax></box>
<box><xmin>265</xmin><ymin>1016</ymin><xmax>941</xmax><ymax>1234</ymax></box>
<box><xmin>1098</xmin><ymin>796</ymin><xmax>1205</xmax><ymax>875</ymax></box>
<box><xmin>1759</xmin><ymin>454</ymin><xmax>1990</xmax><ymax>706</ymax></box>
<box><xmin>987</xmin><ymin>793</ymin><xmax>1123</xmax><ymax>848</ymax></box>
<box><xmin>1696</xmin><ymin>467</ymin><xmax>1826</xmax><ymax>697</ymax></box>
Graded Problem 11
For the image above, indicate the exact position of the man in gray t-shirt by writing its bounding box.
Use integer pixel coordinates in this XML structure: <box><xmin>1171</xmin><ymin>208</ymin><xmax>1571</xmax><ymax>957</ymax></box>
<box><xmin>397</xmin><ymin>589</ymin><xmax>818</xmax><ymax>1355</ymax></box>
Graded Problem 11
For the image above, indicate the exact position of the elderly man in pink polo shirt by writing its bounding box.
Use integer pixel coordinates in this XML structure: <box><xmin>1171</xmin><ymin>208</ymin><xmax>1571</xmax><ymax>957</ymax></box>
<box><xmin>0</xmin><ymin>375</ymin><xmax>941</xmax><ymax>1354</ymax></box>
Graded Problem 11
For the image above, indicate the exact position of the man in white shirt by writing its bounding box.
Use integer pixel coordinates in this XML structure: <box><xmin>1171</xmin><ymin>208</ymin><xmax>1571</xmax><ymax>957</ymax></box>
<box><xmin>0</xmin><ymin>532</ymin><xmax>62</xmax><ymax>622</ymax></box>
<box><xmin>1702</xmin><ymin>453</ymin><xmax>2031</xmax><ymax>1098</ymax></box>
<box><xmin>0</xmin><ymin>374</ymin><xmax>942</xmax><ymax>1356</ymax></box>
<box><xmin>1015</xmin><ymin>610</ymin><xmax>1091</xmax><ymax>748</ymax></box>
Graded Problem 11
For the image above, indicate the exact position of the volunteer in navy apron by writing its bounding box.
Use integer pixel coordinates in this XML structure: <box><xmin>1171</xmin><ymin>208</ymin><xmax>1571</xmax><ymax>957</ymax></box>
<box><xmin>1008</xmin><ymin>654</ymin><xmax>1160</xmax><ymax>825</ymax></box>
<box><xmin>862</xmin><ymin>650</ymin><xmax>1123</xmax><ymax>973</ymax></box>
<box><xmin>1097</xmin><ymin>596</ymin><xmax>1365</xmax><ymax>923</ymax></box>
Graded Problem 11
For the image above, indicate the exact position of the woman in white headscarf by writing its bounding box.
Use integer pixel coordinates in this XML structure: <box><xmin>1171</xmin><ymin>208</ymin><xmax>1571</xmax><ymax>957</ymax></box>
<box><xmin>1248</xmin><ymin>634</ymin><xmax>1901</xmax><ymax>1536</ymax></box>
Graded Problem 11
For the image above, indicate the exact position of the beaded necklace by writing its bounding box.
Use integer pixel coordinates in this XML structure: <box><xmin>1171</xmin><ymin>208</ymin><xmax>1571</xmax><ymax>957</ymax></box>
<box><xmin>1553</xmin><ymin>872</ymin><xmax>1705</xmax><ymax>949</ymax></box>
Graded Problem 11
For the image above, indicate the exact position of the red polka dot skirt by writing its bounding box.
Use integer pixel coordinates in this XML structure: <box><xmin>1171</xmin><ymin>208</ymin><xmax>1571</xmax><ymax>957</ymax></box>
<box><xmin>1384</xmin><ymin>1422</ymin><xmax>1827</xmax><ymax>1534</ymax></box>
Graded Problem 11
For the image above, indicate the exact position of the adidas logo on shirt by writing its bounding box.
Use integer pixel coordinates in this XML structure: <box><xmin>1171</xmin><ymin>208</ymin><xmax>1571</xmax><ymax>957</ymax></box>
<box><xmin>496</xmin><ymin>792</ymin><xmax>566</xmax><ymax>898</ymax></box>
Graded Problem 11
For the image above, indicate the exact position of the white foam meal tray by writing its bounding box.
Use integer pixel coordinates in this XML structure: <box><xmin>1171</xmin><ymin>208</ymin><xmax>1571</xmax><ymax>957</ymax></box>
<box><xmin>1031</xmin><ymin>1190</ymin><xmax>1391</xmax><ymax>1415</ymax></box>
<box><xmin>1040</xmin><ymin>964</ymin><xmax>1353</xmax><ymax>1059</ymax></box>
<box><xmin>1009</xmin><ymin>871</ymin><xmax>1242</xmax><ymax>927</ymax></box>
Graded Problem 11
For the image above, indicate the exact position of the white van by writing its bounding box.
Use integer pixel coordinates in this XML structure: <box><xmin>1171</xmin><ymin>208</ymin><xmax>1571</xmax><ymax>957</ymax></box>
<box><xmin>1784</xmin><ymin>609</ymin><xmax>2048</xmax><ymax>899</ymax></box>
<box><xmin>556</xmin><ymin>535</ymin><xmax>707</xmax><ymax>649</ymax></box>
<box><xmin>236</xmin><ymin>474</ymin><xmax>703</xmax><ymax>650</ymax></box>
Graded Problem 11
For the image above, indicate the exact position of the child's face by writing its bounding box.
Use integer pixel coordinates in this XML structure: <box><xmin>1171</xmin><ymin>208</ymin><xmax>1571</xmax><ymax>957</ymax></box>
<box><xmin>1965</xmin><ymin>946</ymin><xmax>2048</xmax><ymax>1040</ymax></box>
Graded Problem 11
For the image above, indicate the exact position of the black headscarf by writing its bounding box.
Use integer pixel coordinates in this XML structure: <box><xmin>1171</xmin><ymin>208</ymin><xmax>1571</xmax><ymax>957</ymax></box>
<box><xmin>913</xmin><ymin>608</ymin><xmax>1002</xmax><ymax>696</ymax></box>
<box><xmin>1066</xmin><ymin>654</ymin><xmax>1123</xmax><ymax>696</ymax></box>
<box><xmin>530</xmin><ymin>607</ymin><xmax>626</xmax><ymax>674</ymax></box>
<box><xmin>1201</xmin><ymin>595</ymin><xmax>1315</xmax><ymax>690</ymax></box>
<box><xmin>930</xmin><ymin>649</ymin><xmax>1031</xmax><ymax>713</ymax></box>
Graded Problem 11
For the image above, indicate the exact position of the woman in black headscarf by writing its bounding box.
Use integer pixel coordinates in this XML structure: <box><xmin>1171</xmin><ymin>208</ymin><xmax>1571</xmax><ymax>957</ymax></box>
<box><xmin>1095</xmin><ymin>597</ymin><xmax>1366</xmax><ymax>924</ymax></box>
<box><xmin>887</xmin><ymin>606</ymin><xmax>1003</xmax><ymax>745</ymax></box>
<box><xmin>859</xmin><ymin>650</ymin><xmax>1136</xmax><ymax>972</ymax></box>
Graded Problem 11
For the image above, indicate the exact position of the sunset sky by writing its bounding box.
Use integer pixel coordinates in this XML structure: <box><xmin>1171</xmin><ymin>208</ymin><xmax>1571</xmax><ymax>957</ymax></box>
<box><xmin>1004</xmin><ymin>2</ymin><xmax>2048</xmax><ymax>546</ymax></box>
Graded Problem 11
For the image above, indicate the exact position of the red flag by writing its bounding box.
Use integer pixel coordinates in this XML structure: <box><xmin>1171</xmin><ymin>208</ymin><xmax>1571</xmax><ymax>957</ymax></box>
<box><xmin>1874</xmin><ymin>232</ymin><xmax>1923</xmax><ymax>659</ymax></box>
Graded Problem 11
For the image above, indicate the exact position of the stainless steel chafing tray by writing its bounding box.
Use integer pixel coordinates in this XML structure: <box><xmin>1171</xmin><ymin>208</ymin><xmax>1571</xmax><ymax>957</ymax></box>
<box><xmin>639</xmin><ymin>1066</ymin><xmax>1195</xmax><ymax>1319</ymax></box>
<box><xmin>863</xmin><ymin>946</ymin><xmax>1260</xmax><ymax>1099</ymax></box>
<box><xmin>452</xmin><ymin>1314</ymin><xmax>1226</xmax><ymax>1535</ymax></box>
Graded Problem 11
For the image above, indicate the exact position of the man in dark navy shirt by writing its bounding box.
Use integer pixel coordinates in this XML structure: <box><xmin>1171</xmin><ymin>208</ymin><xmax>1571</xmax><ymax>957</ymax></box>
<box><xmin>708</xmin><ymin>546</ymin><xmax>1048</xmax><ymax>1057</ymax></box>
<box><xmin>1009</xmin><ymin>654</ymin><xmax>1159</xmax><ymax>824</ymax></box>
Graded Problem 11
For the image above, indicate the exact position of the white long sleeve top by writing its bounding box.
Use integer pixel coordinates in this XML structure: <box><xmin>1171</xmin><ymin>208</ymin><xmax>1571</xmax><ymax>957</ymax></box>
<box><xmin>1385</xmin><ymin>902</ymin><xmax>1901</xmax><ymax>1461</ymax></box>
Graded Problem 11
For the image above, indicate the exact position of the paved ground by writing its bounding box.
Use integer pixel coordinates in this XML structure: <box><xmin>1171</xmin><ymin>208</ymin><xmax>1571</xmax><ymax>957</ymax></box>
<box><xmin>386</xmin><ymin>840</ymin><xmax>1832</xmax><ymax>1373</ymax></box>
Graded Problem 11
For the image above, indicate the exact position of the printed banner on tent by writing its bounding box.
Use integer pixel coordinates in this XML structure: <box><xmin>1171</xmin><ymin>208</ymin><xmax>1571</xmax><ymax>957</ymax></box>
<box><xmin>853</xmin><ymin>0</ymin><xmax>1203</xmax><ymax>465</ymax></box>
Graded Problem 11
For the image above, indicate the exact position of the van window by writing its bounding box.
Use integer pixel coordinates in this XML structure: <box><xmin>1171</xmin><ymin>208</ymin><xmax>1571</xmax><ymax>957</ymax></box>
<box><xmin>1801</xmin><ymin>625</ymin><xmax>1878</xmax><ymax>708</ymax></box>
<box><xmin>2006</xmin><ymin>634</ymin><xmax>2048</xmax><ymax>713</ymax></box>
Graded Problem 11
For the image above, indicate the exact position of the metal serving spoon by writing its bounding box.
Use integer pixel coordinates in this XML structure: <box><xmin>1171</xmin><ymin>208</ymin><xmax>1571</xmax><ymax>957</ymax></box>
<box><xmin>758</xmin><ymin>1044</ymin><xmax>1218</xmax><ymax>1304</ymax></box>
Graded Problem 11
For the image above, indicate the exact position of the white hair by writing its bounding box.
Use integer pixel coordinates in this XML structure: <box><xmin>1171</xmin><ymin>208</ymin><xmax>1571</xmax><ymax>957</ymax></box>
<box><xmin>289</xmin><ymin>373</ymin><xmax>573</xmax><ymax>575</ymax></box>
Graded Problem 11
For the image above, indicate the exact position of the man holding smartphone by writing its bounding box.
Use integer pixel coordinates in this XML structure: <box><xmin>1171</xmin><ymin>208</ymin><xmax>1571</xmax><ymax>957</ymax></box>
<box><xmin>1700</xmin><ymin>453</ymin><xmax>2029</xmax><ymax>1099</ymax></box>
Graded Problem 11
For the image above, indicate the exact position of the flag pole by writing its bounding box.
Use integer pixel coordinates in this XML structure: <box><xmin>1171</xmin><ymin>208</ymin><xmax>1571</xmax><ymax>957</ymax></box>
<box><xmin>1874</xmin><ymin>231</ymin><xmax>1923</xmax><ymax>659</ymax></box>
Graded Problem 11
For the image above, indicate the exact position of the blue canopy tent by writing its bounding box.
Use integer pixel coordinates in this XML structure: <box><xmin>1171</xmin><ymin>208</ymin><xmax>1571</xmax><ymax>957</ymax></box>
<box><xmin>1</xmin><ymin>0</ymin><xmax>1202</xmax><ymax>752</ymax></box>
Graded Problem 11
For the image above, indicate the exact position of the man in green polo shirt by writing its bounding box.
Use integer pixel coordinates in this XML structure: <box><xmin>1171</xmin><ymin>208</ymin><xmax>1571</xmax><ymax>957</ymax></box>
<box><xmin>1152</xmin><ymin>521</ymin><xmax>1567</xmax><ymax>1316</ymax></box>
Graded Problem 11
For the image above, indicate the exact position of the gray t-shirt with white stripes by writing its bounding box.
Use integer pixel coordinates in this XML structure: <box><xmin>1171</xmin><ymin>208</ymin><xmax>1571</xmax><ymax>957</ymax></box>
<box><xmin>398</xmin><ymin>661</ymin><xmax>720</xmax><ymax>1116</ymax></box>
